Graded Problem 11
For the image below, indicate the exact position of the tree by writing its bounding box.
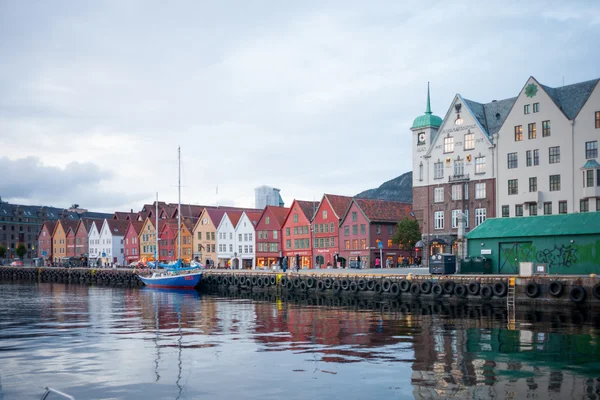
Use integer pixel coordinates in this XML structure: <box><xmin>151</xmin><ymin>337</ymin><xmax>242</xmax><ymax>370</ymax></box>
<box><xmin>0</xmin><ymin>245</ymin><xmax>6</xmax><ymax>259</ymax></box>
<box><xmin>16</xmin><ymin>243</ymin><xmax>27</xmax><ymax>259</ymax></box>
<box><xmin>391</xmin><ymin>217</ymin><xmax>421</xmax><ymax>262</ymax></box>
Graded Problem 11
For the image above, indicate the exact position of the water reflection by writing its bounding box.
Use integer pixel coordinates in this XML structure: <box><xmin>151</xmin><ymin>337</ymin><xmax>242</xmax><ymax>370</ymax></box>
<box><xmin>0</xmin><ymin>282</ymin><xmax>599</xmax><ymax>399</ymax></box>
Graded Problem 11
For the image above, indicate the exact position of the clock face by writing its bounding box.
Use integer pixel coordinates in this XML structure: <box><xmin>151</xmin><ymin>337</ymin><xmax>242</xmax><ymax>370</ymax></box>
<box><xmin>418</xmin><ymin>133</ymin><xmax>425</xmax><ymax>144</ymax></box>
<box><xmin>203</xmin><ymin>218</ymin><xmax>208</xmax><ymax>224</ymax></box>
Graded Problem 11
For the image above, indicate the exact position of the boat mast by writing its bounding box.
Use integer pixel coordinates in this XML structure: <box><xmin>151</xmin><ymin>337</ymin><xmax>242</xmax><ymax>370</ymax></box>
<box><xmin>155</xmin><ymin>192</ymin><xmax>159</xmax><ymax>264</ymax></box>
<box><xmin>178</xmin><ymin>146</ymin><xmax>181</xmax><ymax>263</ymax></box>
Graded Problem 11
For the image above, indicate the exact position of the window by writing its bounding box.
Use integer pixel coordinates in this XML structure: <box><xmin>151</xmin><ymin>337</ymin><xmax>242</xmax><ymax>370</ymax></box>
<box><xmin>585</xmin><ymin>170</ymin><xmax>594</xmax><ymax>187</ymax></box>
<box><xmin>376</xmin><ymin>224</ymin><xmax>381</xmax><ymax>234</ymax></box>
<box><xmin>502</xmin><ymin>205</ymin><xmax>509</xmax><ymax>217</ymax></box>
<box><xmin>352</xmin><ymin>225</ymin><xmax>358</xmax><ymax>235</ymax></box>
<box><xmin>360</xmin><ymin>224</ymin><xmax>366</xmax><ymax>234</ymax></box>
<box><xmin>352</xmin><ymin>212</ymin><xmax>357</xmax><ymax>222</ymax></box>
<box><xmin>542</xmin><ymin>120</ymin><xmax>551</xmax><ymax>137</ymax></box>
<box><xmin>515</xmin><ymin>204</ymin><xmax>523</xmax><ymax>217</ymax></box>
<box><xmin>294</xmin><ymin>227</ymin><xmax>298</xmax><ymax>235</ymax></box>
<box><xmin>451</xmin><ymin>210</ymin><xmax>460</xmax><ymax>228</ymax></box>
<box><xmin>524</xmin><ymin>104</ymin><xmax>530</xmax><ymax>114</ymax></box>
<box><xmin>434</xmin><ymin>211</ymin><xmax>444</xmax><ymax>230</ymax></box>
<box><xmin>475</xmin><ymin>208</ymin><xmax>486</xmax><ymax>226</ymax></box>
<box><xmin>528</xmin><ymin>123</ymin><xmax>536</xmax><ymax>139</ymax></box>
<box><xmin>529</xmin><ymin>177</ymin><xmax>537</xmax><ymax>192</ymax></box>
<box><xmin>322</xmin><ymin>210</ymin><xmax>327</xmax><ymax>219</ymax></box>
<box><xmin>464</xmin><ymin>183</ymin><xmax>469</xmax><ymax>199</ymax></box>
<box><xmin>239</xmin><ymin>234</ymin><xmax>242</xmax><ymax>242</ymax></box>
<box><xmin>330</xmin><ymin>222</ymin><xmax>334</xmax><ymax>232</ymax></box>
<box><xmin>434</xmin><ymin>162</ymin><xmax>444</xmax><ymax>179</ymax></box>
<box><xmin>344</xmin><ymin>226</ymin><xmax>349</xmax><ymax>236</ymax></box>
<box><xmin>286</xmin><ymin>227</ymin><xmax>290</xmax><ymax>236</ymax></box>
<box><xmin>580</xmin><ymin>199</ymin><xmax>589</xmax><ymax>212</ymax></box>
<box><xmin>454</xmin><ymin>160</ymin><xmax>464</xmax><ymax>176</ymax></box>
<box><xmin>444</xmin><ymin>136</ymin><xmax>454</xmax><ymax>153</ymax></box>
<box><xmin>475</xmin><ymin>183</ymin><xmax>486</xmax><ymax>199</ymax></box>
<box><xmin>265</xmin><ymin>217</ymin><xmax>270</xmax><ymax>225</ymax></box>
<box><xmin>286</xmin><ymin>239</ymin><xmax>291</xmax><ymax>249</ymax></box>
<box><xmin>293</xmin><ymin>213</ymin><xmax>298</xmax><ymax>223</ymax></box>
<box><xmin>475</xmin><ymin>157</ymin><xmax>486</xmax><ymax>174</ymax></box>
<box><xmin>388</xmin><ymin>226</ymin><xmax>393</xmax><ymax>234</ymax></box>
<box><xmin>585</xmin><ymin>141</ymin><xmax>598</xmax><ymax>159</ymax></box>
<box><xmin>434</xmin><ymin>187</ymin><xmax>444</xmax><ymax>203</ymax></box>
<box><xmin>596</xmin><ymin>111</ymin><xmax>600</xmax><ymax>129</ymax></box>
<box><xmin>559</xmin><ymin>201</ymin><xmax>567</xmax><ymax>214</ymax></box>
<box><xmin>549</xmin><ymin>146</ymin><xmax>560</xmax><ymax>164</ymax></box>
<box><xmin>514</xmin><ymin>125</ymin><xmax>523</xmax><ymax>141</ymax></box>
<box><xmin>508</xmin><ymin>179</ymin><xmax>518</xmax><ymax>195</ymax></box>
<box><xmin>526</xmin><ymin>150</ymin><xmax>532</xmax><ymax>167</ymax></box>
<box><xmin>464</xmin><ymin>133</ymin><xmax>475</xmax><ymax>150</ymax></box>
<box><xmin>549</xmin><ymin>175</ymin><xmax>561</xmax><ymax>191</ymax></box>
<box><xmin>533</xmin><ymin>149</ymin><xmax>539</xmax><ymax>166</ymax></box>
<box><xmin>533</xmin><ymin>103</ymin><xmax>539</xmax><ymax>113</ymax></box>
<box><xmin>529</xmin><ymin>203</ymin><xmax>538</xmax><ymax>216</ymax></box>
<box><xmin>544</xmin><ymin>202</ymin><xmax>552</xmax><ymax>215</ymax></box>
<box><xmin>507</xmin><ymin>152</ymin><xmax>518</xmax><ymax>169</ymax></box>
<box><xmin>303</xmin><ymin>226</ymin><xmax>309</xmax><ymax>234</ymax></box>
<box><xmin>452</xmin><ymin>184</ymin><xmax>462</xmax><ymax>200</ymax></box>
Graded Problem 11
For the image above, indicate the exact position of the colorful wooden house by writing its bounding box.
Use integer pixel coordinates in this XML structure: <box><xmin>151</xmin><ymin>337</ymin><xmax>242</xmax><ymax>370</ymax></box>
<box><xmin>255</xmin><ymin>206</ymin><xmax>289</xmax><ymax>269</ymax></box>
<box><xmin>312</xmin><ymin>194</ymin><xmax>352</xmax><ymax>268</ymax></box>
<box><xmin>124</xmin><ymin>221</ymin><xmax>144</xmax><ymax>264</ymax></box>
<box><xmin>37</xmin><ymin>221</ymin><xmax>57</xmax><ymax>264</ymax></box>
<box><xmin>281</xmin><ymin>200</ymin><xmax>319</xmax><ymax>269</ymax></box>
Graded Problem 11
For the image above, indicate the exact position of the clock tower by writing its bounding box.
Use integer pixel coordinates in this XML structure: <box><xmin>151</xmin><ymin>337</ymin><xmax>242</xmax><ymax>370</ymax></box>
<box><xmin>411</xmin><ymin>82</ymin><xmax>442</xmax><ymax>188</ymax></box>
<box><xmin>410</xmin><ymin>83</ymin><xmax>442</xmax><ymax>234</ymax></box>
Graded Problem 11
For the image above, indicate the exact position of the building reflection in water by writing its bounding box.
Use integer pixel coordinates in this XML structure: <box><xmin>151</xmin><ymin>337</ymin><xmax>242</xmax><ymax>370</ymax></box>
<box><xmin>134</xmin><ymin>288</ymin><xmax>600</xmax><ymax>399</ymax></box>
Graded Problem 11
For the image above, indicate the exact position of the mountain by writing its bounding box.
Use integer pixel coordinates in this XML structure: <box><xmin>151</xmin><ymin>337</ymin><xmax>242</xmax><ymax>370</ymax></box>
<box><xmin>355</xmin><ymin>171</ymin><xmax>413</xmax><ymax>203</ymax></box>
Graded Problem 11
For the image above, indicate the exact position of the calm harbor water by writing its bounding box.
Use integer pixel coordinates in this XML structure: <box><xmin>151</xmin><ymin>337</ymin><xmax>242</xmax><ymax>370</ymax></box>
<box><xmin>0</xmin><ymin>283</ymin><xmax>599</xmax><ymax>399</ymax></box>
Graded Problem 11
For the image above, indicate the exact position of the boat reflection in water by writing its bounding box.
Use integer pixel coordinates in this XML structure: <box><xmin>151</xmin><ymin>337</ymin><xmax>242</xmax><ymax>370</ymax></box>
<box><xmin>0</xmin><ymin>282</ymin><xmax>599</xmax><ymax>399</ymax></box>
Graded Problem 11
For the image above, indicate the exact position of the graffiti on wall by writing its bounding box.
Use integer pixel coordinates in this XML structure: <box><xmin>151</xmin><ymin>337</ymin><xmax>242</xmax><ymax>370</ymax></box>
<box><xmin>536</xmin><ymin>245</ymin><xmax>578</xmax><ymax>268</ymax></box>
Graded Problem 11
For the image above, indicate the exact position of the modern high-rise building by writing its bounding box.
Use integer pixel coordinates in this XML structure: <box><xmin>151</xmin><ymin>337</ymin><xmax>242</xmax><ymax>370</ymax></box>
<box><xmin>254</xmin><ymin>186</ymin><xmax>284</xmax><ymax>209</ymax></box>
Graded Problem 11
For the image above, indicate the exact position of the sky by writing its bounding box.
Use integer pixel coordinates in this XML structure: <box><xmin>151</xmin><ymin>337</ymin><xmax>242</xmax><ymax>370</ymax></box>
<box><xmin>1</xmin><ymin>0</ymin><xmax>599</xmax><ymax>213</ymax></box>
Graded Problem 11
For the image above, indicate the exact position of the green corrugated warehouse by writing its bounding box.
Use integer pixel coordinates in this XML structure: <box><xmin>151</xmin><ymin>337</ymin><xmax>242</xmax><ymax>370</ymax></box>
<box><xmin>465</xmin><ymin>213</ymin><xmax>600</xmax><ymax>275</ymax></box>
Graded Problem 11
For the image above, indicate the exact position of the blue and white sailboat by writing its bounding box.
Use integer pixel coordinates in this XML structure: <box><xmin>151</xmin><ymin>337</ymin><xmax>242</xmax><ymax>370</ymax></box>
<box><xmin>139</xmin><ymin>147</ymin><xmax>203</xmax><ymax>289</ymax></box>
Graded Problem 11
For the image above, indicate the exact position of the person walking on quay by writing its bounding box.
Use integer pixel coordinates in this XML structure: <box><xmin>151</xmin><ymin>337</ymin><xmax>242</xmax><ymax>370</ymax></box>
<box><xmin>295</xmin><ymin>254</ymin><xmax>300</xmax><ymax>273</ymax></box>
<box><xmin>282</xmin><ymin>257</ymin><xmax>288</xmax><ymax>273</ymax></box>
<box><xmin>375</xmin><ymin>257</ymin><xmax>381</xmax><ymax>269</ymax></box>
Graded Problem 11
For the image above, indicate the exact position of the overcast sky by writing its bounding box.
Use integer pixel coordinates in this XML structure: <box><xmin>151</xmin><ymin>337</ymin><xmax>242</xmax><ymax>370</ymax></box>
<box><xmin>1</xmin><ymin>0</ymin><xmax>599</xmax><ymax>213</ymax></box>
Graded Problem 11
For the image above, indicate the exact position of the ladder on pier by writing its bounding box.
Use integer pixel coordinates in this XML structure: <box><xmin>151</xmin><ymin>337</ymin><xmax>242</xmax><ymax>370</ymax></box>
<box><xmin>507</xmin><ymin>277</ymin><xmax>516</xmax><ymax>330</ymax></box>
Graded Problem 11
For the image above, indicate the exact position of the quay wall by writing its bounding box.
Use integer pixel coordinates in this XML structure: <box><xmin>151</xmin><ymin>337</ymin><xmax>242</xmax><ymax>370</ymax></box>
<box><xmin>2</xmin><ymin>267</ymin><xmax>600</xmax><ymax>307</ymax></box>
<box><xmin>199</xmin><ymin>270</ymin><xmax>600</xmax><ymax>306</ymax></box>
<box><xmin>0</xmin><ymin>267</ymin><xmax>143</xmax><ymax>287</ymax></box>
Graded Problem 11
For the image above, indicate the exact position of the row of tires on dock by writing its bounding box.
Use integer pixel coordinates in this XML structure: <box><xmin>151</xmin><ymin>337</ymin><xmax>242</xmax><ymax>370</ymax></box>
<box><xmin>203</xmin><ymin>274</ymin><xmax>598</xmax><ymax>304</ymax></box>
<box><xmin>0</xmin><ymin>268</ymin><xmax>142</xmax><ymax>287</ymax></box>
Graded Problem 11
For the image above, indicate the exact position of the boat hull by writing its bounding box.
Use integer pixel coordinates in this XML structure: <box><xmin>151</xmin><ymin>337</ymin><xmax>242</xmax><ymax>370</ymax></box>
<box><xmin>139</xmin><ymin>272</ymin><xmax>202</xmax><ymax>289</ymax></box>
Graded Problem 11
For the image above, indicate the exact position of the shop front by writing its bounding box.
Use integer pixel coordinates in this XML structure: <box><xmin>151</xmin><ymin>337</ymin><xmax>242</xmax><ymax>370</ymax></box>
<box><xmin>348</xmin><ymin>251</ymin><xmax>369</xmax><ymax>269</ymax></box>
<box><xmin>256</xmin><ymin>256</ymin><xmax>280</xmax><ymax>269</ymax></box>
<box><xmin>314</xmin><ymin>248</ymin><xmax>335</xmax><ymax>269</ymax></box>
<box><xmin>284</xmin><ymin>250</ymin><xmax>312</xmax><ymax>269</ymax></box>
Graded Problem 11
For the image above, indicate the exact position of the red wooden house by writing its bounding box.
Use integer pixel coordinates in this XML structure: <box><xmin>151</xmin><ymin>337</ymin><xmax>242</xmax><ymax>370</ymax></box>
<box><xmin>65</xmin><ymin>227</ymin><xmax>76</xmax><ymax>258</ymax></box>
<box><xmin>339</xmin><ymin>199</ymin><xmax>412</xmax><ymax>268</ymax></box>
<box><xmin>282</xmin><ymin>200</ymin><xmax>319</xmax><ymax>269</ymax></box>
<box><xmin>158</xmin><ymin>219</ymin><xmax>180</xmax><ymax>262</ymax></box>
<box><xmin>312</xmin><ymin>194</ymin><xmax>353</xmax><ymax>268</ymax></box>
<box><xmin>37</xmin><ymin>221</ymin><xmax>57</xmax><ymax>264</ymax></box>
<box><xmin>124</xmin><ymin>221</ymin><xmax>144</xmax><ymax>264</ymax></box>
<box><xmin>255</xmin><ymin>206</ymin><xmax>290</xmax><ymax>268</ymax></box>
<box><xmin>74</xmin><ymin>219</ymin><xmax>96</xmax><ymax>258</ymax></box>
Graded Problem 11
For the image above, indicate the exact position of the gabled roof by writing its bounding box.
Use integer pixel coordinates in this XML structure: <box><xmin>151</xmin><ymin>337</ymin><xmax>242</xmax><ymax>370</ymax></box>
<box><xmin>353</xmin><ymin>199</ymin><xmax>412</xmax><ymax>223</ymax></box>
<box><xmin>91</xmin><ymin>220</ymin><xmax>103</xmax><ymax>233</ymax></box>
<box><xmin>40</xmin><ymin>220</ymin><xmax>58</xmax><ymax>235</ymax></box>
<box><xmin>268</xmin><ymin>206</ymin><xmax>290</xmax><ymax>225</ymax></box>
<box><xmin>297</xmin><ymin>200</ymin><xmax>319</xmax><ymax>221</ymax></box>
<box><xmin>125</xmin><ymin>221</ymin><xmax>144</xmax><ymax>237</ymax></box>
<box><xmin>74</xmin><ymin>218</ymin><xmax>96</xmax><ymax>236</ymax></box>
<box><xmin>466</xmin><ymin>214</ymin><xmax>600</xmax><ymax>239</ymax></box>
<box><xmin>540</xmin><ymin>78</ymin><xmax>599</xmax><ymax>120</ymax></box>
<box><xmin>55</xmin><ymin>219</ymin><xmax>79</xmax><ymax>236</ymax></box>
<box><xmin>175</xmin><ymin>204</ymin><xmax>206</xmax><ymax>219</ymax></box>
<box><xmin>158</xmin><ymin>219</ymin><xmax>180</xmax><ymax>235</ymax></box>
<box><xmin>324</xmin><ymin>194</ymin><xmax>353</xmax><ymax>220</ymax></box>
<box><xmin>181</xmin><ymin>218</ymin><xmax>198</xmax><ymax>233</ymax></box>
<box><xmin>104</xmin><ymin>219</ymin><xmax>130</xmax><ymax>237</ymax></box>
<box><xmin>244</xmin><ymin>211</ymin><xmax>263</xmax><ymax>226</ymax></box>
<box><xmin>462</xmin><ymin>96</ymin><xmax>517</xmax><ymax>137</ymax></box>
<box><xmin>113</xmin><ymin>211</ymin><xmax>137</xmax><ymax>220</ymax></box>
<box><xmin>226</xmin><ymin>211</ymin><xmax>244</xmax><ymax>228</ymax></box>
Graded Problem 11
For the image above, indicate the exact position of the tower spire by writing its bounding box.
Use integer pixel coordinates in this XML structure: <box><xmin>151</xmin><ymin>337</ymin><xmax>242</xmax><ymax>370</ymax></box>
<box><xmin>425</xmin><ymin>82</ymin><xmax>432</xmax><ymax>115</ymax></box>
